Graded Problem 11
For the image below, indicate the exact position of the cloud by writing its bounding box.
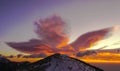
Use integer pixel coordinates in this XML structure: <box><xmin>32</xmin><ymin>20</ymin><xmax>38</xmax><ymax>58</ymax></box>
<box><xmin>76</xmin><ymin>51</ymin><xmax>96</xmax><ymax>57</ymax></box>
<box><xmin>6</xmin><ymin>39</ymin><xmax>75</xmax><ymax>54</ymax></box>
<box><xmin>23</xmin><ymin>53</ymin><xmax>47</xmax><ymax>58</ymax></box>
<box><xmin>5</xmin><ymin>15</ymin><xmax>119</xmax><ymax>56</ymax></box>
<box><xmin>70</xmin><ymin>27</ymin><xmax>116</xmax><ymax>51</ymax></box>
<box><xmin>34</xmin><ymin>15</ymin><xmax>69</xmax><ymax>48</ymax></box>
<box><xmin>17</xmin><ymin>54</ymin><xmax>23</xmax><ymax>58</ymax></box>
<box><xmin>6</xmin><ymin>55</ymin><xmax>14</xmax><ymax>58</ymax></box>
<box><xmin>6</xmin><ymin>39</ymin><xmax>54</xmax><ymax>54</ymax></box>
<box><xmin>112</xmin><ymin>41</ymin><xmax>120</xmax><ymax>45</ymax></box>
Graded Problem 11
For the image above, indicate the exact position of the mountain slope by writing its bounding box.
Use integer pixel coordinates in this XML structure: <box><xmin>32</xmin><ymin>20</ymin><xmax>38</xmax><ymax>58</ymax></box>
<box><xmin>25</xmin><ymin>53</ymin><xmax>103</xmax><ymax>71</ymax></box>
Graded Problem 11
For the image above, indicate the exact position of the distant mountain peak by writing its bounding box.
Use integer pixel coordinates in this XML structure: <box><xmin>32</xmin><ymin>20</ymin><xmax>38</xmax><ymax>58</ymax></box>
<box><xmin>0</xmin><ymin>56</ymin><xmax>10</xmax><ymax>63</ymax></box>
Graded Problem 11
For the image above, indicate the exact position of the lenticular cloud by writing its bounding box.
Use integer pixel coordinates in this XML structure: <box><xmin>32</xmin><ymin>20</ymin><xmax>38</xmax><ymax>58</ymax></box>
<box><xmin>5</xmin><ymin>15</ymin><xmax>119</xmax><ymax>56</ymax></box>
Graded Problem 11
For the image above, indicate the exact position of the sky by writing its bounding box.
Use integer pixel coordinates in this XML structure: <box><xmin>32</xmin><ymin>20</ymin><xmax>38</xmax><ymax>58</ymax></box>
<box><xmin>0</xmin><ymin>0</ymin><xmax>120</xmax><ymax>56</ymax></box>
<box><xmin>1</xmin><ymin>0</ymin><xmax>120</xmax><ymax>71</ymax></box>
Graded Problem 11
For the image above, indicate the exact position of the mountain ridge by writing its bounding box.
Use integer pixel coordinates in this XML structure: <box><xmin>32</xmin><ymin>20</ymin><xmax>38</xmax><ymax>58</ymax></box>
<box><xmin>0</xmin><ymin>53</ymin><xmax>103</xmax><ymax>71</ymax></box>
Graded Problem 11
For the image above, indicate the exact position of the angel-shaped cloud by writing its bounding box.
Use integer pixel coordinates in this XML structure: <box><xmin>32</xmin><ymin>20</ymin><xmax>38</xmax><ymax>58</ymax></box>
<box><xmin>6</xmin><ymin>15</ymin><xmax>119</xmax><ymax>56</ymax></box>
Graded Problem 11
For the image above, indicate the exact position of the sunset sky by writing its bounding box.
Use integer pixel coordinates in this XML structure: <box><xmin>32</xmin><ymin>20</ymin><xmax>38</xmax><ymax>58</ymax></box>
<box><xmin>0</xmin><ymin>0</ymin><xmax>120</xmax><ymax>58</ymax></box>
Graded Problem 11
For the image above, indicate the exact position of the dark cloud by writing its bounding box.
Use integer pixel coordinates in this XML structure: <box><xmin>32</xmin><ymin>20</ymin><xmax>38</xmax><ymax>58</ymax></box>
<box><xmin>76</xmin><ymin>51</ymin><xmax>96</xmax><ymax>57</ymax></box>
<box><xmin>23</xmin><ymin>53</ymin><xmax>47</xmax><ymax>58</ymax></box>
<box><xmin>97</xmin><ymin>46</ymin><xmax>108</xmax><ymax>50</ymax></box>
<box><xmin>17</xmin><ymin>54</ymin><xmax>23</xmax><ymax>58</ymax></box>
<box><xmin>7</xmin><ymin>55</ymin><xmax>14</xmax><ymax>58</ymax></box>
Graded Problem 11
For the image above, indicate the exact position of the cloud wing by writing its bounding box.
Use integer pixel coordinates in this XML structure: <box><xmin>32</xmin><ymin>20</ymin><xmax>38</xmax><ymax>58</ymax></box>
<box><xmin>5</xmin><ymin>39</ymin><xmax>54</xmax><ymax>54</ymax></box>
<box><xmin>70</xmin><ymin>27</ymin><xmax>115</xmax><ymax>51</ymax></box>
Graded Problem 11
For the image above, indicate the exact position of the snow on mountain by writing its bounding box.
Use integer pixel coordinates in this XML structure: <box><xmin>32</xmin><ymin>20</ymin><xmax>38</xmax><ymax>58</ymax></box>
<box><xmin>27</xmin><ymin>53</ymin><xmax>103</xmax><ymax>71</ymax></box>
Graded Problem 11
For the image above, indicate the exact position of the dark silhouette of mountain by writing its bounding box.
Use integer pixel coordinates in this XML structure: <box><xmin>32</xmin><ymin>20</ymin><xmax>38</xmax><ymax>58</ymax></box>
<box><xmin>0</xmin><ymin>56</ymin><xmax>30</xmax><ymax>71</ymax></box>
<box><xmin>0</xmin><ymin>54</ymin><xmax>103</xmax><ymax>71</ymax></box>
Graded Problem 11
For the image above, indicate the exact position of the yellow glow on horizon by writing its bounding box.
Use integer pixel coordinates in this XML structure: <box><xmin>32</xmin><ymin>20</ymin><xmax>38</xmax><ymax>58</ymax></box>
<box><xmin>78</xmin><ymin>52</ymin><xmax>120</xmax><ymax>63</ymax></box>
<box><xmin>81</xmin><ymin>59</ymin><xmax>120</xmax><ymax>63</ymax></box>
<box><xmin>8</xmin><ymin>58</ymin><xmax>42</xmax><ymax>63</ymax></box>
<box><xmin>6</xmin><ymin>52</ymin><xmax>120</xmax><ymax>63</ymax></box>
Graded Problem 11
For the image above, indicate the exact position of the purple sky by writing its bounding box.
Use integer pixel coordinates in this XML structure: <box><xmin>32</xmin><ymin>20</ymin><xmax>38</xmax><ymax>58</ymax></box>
<box><xmin>0</xmin><ymin>0</ymin><xmax>120</xmax><ymax>54</ymax></box>
<box><xmin>0</xmin><ymin>0</ymin><xmax>67</xmax><ymax>37</ymax></box>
